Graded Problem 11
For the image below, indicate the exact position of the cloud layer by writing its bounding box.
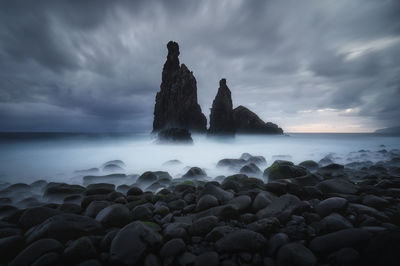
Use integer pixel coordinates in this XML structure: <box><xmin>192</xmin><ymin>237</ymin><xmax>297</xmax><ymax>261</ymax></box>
<box><xmin>1</xmin><ymin>0</ymin><xmax>399</xmax><ymax>132</ymax></box>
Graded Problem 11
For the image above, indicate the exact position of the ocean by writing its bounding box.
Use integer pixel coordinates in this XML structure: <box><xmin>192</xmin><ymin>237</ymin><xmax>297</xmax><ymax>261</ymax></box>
<box><xmin>0</xmin><ymin>132</ymin><xmax>399</xmax><ymax>185</ymax></box>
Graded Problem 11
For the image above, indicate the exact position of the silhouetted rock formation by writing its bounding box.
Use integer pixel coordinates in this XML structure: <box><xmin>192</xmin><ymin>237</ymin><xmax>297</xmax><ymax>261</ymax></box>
<box><xmin>157</xmin><ymin>128</ymin><xmax>193</xmax><ymax>144</ymax></box>
<box><xmin>233</xmin><ymin>105</ymin><xmax>283</xmax><ymax>134</ymax></box>
<box><xmin>209</xmin><ymin>79</ymin><xmax>235</xmax><ymax>135</ymax></box>
<box><xmin>153</xmin><ymin>41</ymin><xmax>207</xmax><ymax>132</ymax></box>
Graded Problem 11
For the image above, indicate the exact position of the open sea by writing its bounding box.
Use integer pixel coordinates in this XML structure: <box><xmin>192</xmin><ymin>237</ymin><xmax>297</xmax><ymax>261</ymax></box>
<box><xmin>0</xmin><ymin>132</ymin><xmax>399</xmax><ymax>185</ymax></box>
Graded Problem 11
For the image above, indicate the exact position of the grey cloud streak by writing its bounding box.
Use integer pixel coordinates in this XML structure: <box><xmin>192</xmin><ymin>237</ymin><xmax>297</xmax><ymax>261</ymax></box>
<box><xmin>0</xmin><ymin>0</ymin><xmax>399</xmax><ymax>132</ymax></box>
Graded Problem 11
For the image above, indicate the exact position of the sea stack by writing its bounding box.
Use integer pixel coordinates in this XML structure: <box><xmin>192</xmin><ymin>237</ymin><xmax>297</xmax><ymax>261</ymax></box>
<box><xmin>233</xmin><ymin>105</ymin><xmax>283</xmax><ymax>134</ymax></box>
<box><xmin>209</xmin><ymin>79</ymin><xmax>235</xmax><ymax>135</ymax></box>
<box><xmin>153</xmin><ymin>41</ymin><xmax>207</xmax><ymax>132</ymax></box>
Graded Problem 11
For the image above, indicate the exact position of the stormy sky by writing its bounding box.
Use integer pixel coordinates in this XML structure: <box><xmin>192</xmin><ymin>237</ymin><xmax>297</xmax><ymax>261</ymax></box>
<box><xmin>0</xmin><ymin>0</ymin><xmax>399</xmax><ymax>133</ymax></box>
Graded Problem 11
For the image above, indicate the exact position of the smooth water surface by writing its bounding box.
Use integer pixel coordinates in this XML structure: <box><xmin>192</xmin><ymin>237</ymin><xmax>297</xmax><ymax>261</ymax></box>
<box><xmin>0</xmin><ymin>133</ymin><xmax>399</xmax><ymax>184</ymax></box>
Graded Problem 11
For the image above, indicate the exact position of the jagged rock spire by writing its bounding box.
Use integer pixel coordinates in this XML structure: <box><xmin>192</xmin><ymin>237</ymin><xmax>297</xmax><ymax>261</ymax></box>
<box><xmin>209</xmin><ymin>78</ymin><xmax>235</xmax><ymax>135</ymax></box>
<box><xmin>153</xmin><ymin>41</ymin><xmax>207</xmax><ymax>132</ymax></box>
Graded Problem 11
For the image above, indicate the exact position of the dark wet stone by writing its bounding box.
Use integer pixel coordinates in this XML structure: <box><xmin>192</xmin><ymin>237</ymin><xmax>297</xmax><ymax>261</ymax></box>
<box><xmin>282</xmin><ymin>215</ymin><xmax>316</xmax><ymax>241</ymax></box>
<box><xmin>99</xmin><ymin>229</ymin><xmax>118</xmax><ymax>251</ymax></box>
<box><xmin>164</xmin><ymin>222</ymin><xmax>189</xmax><ymax>240</ymax></box>
<box><xmin>348</xmin><ymin>203</ymin><xmax>388</xmax><ymax>221</ymax></box>
<box><xmin>277</xmin><ymin>243</ymin><xmax>317</xmax><ymax>266</ymax></box>
<box><xmin>189</xmin><ymin>216</ymin><xmax>218</xmax><ymax>236</ymax></box>
<box><xmin>44</xmin><ymin>183</ymin><xmax>85</xmax><ymax>200</ymax></box>
<box><xmin>160</xmin><ymin>238</ymin><xmax>186</xmax><ymax>258</ymax></box>
<box><xmin>26</xmin><ymin>214</ymin><xmax>103</xmax><ymax>243</ymax></box>
<box><xmin>132</xmin><ymin>204</ymin><xmax>153</xmax><ymax>221</ymax></box>
<box><xmin>83</xmin><ymin>174</ymin><xmax>127</xmax><ymax>186</ymax></box>
<box><xmin>317</xmin><ymin>163</ymin><xmax>345</xmax><ymax>176</ymax></box>
<box><xmin>0</xmin><ymin>227</ymin><xmax>21</xmax><ymax>238</ymax></box>
<box><xmin>168</xmin><ymin>199</ymin><xmax>187</xmax><ymax>210</ymax></box>
<box><xmin>315</xmin><ymin>197</ymin><xmax>348</xmax><ymax>217</ymax></box>
<box><xmin>328</xmin><ymin>248</ymin><xmax>359</xmax><ymax>266</ymax></box>
<box><xmin>84</xmin><ymin>183</ymin><xmax>115</xmax><ymax>196</ymax></box>
<box><xmin>144</xmin><ymin>253</ymin><xmax>161</xmax><ymax>266</ymax></box>
<box><xmin>205</xmin><ymin>225</ymin><xmax>235</xmax><ymax>242</ymax></box>
<box><xmin>240</xmin><ymin>163</ymin><xmax>263</xmax><ymax>176</ymax></box>
<box><xmin>109</xmin><ymin>221</ymin><xmax>162</xmax><ymax>265</ymax></box>
<box><xmin>95</xmin><ymin>204</ymin><xmax>130</xmax><ymax>227</ymax></box>
<box><xmin>256</xmin><ymin>194</ymin><xmax>300</xmax><ymax>221</ymax></box>
<box><xmin>195</xmin><ymin>251</ymin><xmax>219</xmax><ymax>266</ymax></box>
<box><xmin>293</xmin><ymin>174</ymin><xmax>323</xmax><ymax>187</ymax></box>
<box><xmin>316</xmin><ymin>179</ymin><xmax>358</xmax><ymax>195</ymax></box>
<box><xmin>84</xmin><ymin>200</ymin><xmax>111</xmax><ymax>218</ymax></box>
<box><xmin>81</xmin><ymin>195</ymin><xmax>108</xmax><ymax>209</ymax></box>
<box><xmin>264</xmin><ymin>160</ymin><xmax>307</xmax><ymax>180</ymax></box>
<box><xmin>58</xmin><ymin>203</ymin><xmax>82</xmax><ymax>214</ymax></box>
<box><xmin>241</xmin><ymin>153</ymin><xmax>267</xmax><ymax>165</ymax></box>
<box><xmin>102</xmin><ymin>160</ymin><xmax>125</xmax><ymax>168</ymax></box>
<box><xmin>194</xmin><ymin>204</ymin><xmax>238</xmax><ymax>220</ymax></box>
<box><xmin>154</xmin><ymin>205</ymin><xmax>170</xmax><ymax>216</ymax></box>
<box><xmin>63</xmin><ymin>194</ymin><xmax>82</xmax><ymax>204</ymax></box>
<box><xmin>30</xmin><ymin>180</ymin><xmax>48</xmax><ymax>189</ymax></box>
<box><xmin>9</xmin><ymin>238</ymin><xmax>63</xmax><ymax>266</ymax></box>
<box><xmin>63</xmin><ymin>237</ymin><xmax>96</xmax><ymax>264</ymax></box>
<box><xmin>32</xmin><ymin>252</ymin><xmax>60</xmax><ymax>266</ymax></box>
<box><xmin>18</xmin><ymin>206</ymin><xmax>60</xmax><ymax>230</ymax></box>
<box><xmin>76</xmin><ymin>259</ymin><xmax>102</xmax><ymax>266</ymax></box>
<box><xmin>228</xmin><ymin>195</ymin><xmax>252</xmax><ymax>211</ymax></box>
<box><xmin>103</xmin><ymin>163</ymin><xmax>124</xmax><ymax>172</ymax></box>
<box><xmin>182</xmin><ymin>167</ymin><xmax>207</xmax><ymax>178</ymax></box>
<box><xmin>7</xmin><ymin>183</ymin><xmax>31</xmax><ymax>192</ymax></box>
<box><xmin>217</xmin><ymin>158</ymin><xmax>247</xmax><ymax>169</ymax></box>
<box><xmin>252</xmin><ymin>191</ymin><xmax>273</xmax><ymax>211</ymax></box>
<box><xmin>362</xmin><ymin>194</ymin><xmax>389</xmax><ymax>209</ymax></box>
<box><xmin>316</xmin><ymin>213</ymin><xmax>353</xmax><ymax>234</ymax></box>
<box><xmin>199</xmin><ymin>182</ymin><xmax>234</xmax><ymax>203</ymax></box>
<box><xmin>163</xmin><ymin>159</ymin><xmax>183</xmax><ymax>166</ymax></box>
<box><xmin>362</xmin><ymin>229</ymin><xmax>400</xmax><ymax>266</ymax></box>
<box><xmin>178</xmin><ymin>252</ymin><xmax>196</xmax><ymax>265</ymax></box>
<box><xmin>216</xmin><ymin>229</ymin><xmax>267</xmax><ymax>252</ymax></box>
<box><xmin>0</xmin><ymin>235</ymin><xmax>24</xmax><ymax>263</ymax></box>
<box><xmin>299</xmin><ymin>160</ymin><xmax>319</xmax><ymax>171</ymax></box>
<box><xmin>247</xmin><ymin>217</ymin><xmax>280</xmax><ymax>234</ymax></box>
<box><xmin>126</xmin><ymin>186</ymin><xmax>143</xmax><ymax>196</ymax></box>
<box><xmin>196</xmin><ymin>194</ymin><xmax>219</xmax><ymax>211</ymax></box>
<box><xmin>0</xmin><ymin>197</ymin><xmax>12</xmax><ymax>205</ymax></box>
<box><xmin>137</xmin><ymin>172</ymin><xmax>158</xmax><ymax>187</ymax></box>
<box><xmin>319</xmin><ymin>156</ymin><xmax>334</xmax><ymax>166</ymax></box>
<box><xmin>268</xmin><ymin>233</ymin><xmax>289</xmax><ymax>256</ymax></box>
<box><xmin>310</xmin><ymin>228</ymin><xmax>371</xmax><ymax>255</ymax></box>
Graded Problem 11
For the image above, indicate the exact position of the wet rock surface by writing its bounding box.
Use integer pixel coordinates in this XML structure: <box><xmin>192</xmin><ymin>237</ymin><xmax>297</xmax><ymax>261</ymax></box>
<box><xmin>1</xmin><ymin>148</ymin><xmax>400</xmax><ymax>265</ymax></box>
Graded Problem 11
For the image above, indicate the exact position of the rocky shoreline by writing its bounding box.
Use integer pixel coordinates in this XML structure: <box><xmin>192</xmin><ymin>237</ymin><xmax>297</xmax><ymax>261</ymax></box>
<box><xmin>1</xmin><ymin>148</ymin><xmax>400</xmax><ymax>265</ymax></box>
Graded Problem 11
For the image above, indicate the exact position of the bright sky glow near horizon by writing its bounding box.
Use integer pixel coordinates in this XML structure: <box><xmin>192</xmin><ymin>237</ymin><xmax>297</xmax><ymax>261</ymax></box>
<box><xmin>0</xmin><ymin>0</ymin><xmax>399</xmax><ymax>133</ymax></box>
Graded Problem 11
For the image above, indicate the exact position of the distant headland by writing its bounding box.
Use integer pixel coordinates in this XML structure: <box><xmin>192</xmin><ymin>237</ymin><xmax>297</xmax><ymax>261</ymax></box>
<box><xmin>153</xmin><ymin>41</ymin><xmax>283</xmax><ymax>136</ymax></box>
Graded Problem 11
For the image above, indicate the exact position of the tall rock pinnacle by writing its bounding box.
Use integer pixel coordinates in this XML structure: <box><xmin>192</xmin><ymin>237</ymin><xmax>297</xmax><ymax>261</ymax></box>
<box><xmin>209</xmin><ymin>79</ymin><xmax>235</xmax><ymax>135</ymax></box>
<box><xmin>153</xmin><ymin>41</ymin><xmax>207</xmax><ymax>132</ymax></box>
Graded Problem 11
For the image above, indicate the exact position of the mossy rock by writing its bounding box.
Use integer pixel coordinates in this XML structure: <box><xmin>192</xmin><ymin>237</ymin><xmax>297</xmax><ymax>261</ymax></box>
<box><xmin>143</xmin><ymin>221</ymin><xmax>161</xmax><ymax>231</ymax></box>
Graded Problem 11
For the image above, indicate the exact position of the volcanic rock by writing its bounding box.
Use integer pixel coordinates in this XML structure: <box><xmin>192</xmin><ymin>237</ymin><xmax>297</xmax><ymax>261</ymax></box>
<box><xmin>232</xmin><ymin>105</ymin><xmax>283</xmax><ymax>134</ymax></box>
<box><xmin>153</xmin><ymin>41</ymin><xmax>207</xmax><ymax>132</ymax></box>
<box><xmin>157</xmin><ymin>128</ymin><xmax>193</xmax><ymax>144</ymax></box>
<box><xmin>209</xmin><ymin>78</ymin><xmax>235</xmax><ymax>135</ymax></box>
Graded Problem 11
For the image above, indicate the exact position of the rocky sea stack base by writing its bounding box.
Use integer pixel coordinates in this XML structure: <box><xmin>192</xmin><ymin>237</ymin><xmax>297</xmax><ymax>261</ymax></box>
<box><xmin>1</xmin><ymin>148</ymin><xmax>400</xmax><ymax>265</ymax></box>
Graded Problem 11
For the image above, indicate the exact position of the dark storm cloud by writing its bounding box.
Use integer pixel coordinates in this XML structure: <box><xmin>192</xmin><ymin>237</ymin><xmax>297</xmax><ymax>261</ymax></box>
<box><xmin>0</xmin><ymin>0</ymin><xmax>399</xmax><ymax>132</ymax></box>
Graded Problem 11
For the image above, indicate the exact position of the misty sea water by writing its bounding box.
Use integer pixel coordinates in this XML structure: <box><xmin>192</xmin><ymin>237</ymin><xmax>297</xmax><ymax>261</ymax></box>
<box><xmin>0</xmin><ymin>133</ymin><xmax>399</xmax><ymax>184</ymax></box>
